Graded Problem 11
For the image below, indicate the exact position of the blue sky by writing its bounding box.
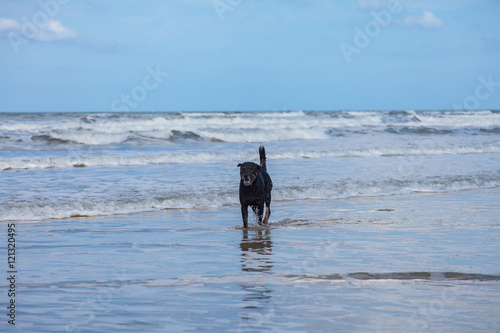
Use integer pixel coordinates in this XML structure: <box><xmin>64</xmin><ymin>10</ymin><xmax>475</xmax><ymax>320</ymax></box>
<box><xmin>1</xmin><ymin>0</ymin><xmax>499</xmax><ymax>112</ymax></box>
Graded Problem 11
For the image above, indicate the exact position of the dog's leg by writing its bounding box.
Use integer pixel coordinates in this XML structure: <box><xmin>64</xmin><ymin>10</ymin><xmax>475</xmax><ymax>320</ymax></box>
<box><xmin>263</xmin><ymin>203</ymin><xmax>271</xmax><ymax>224</ymax></box>
<box><xmin>241</xmin><ymin>205</ymin><xmax>249</xmax><ymax>228</ymax></box>
<box><xmin>256</xmin><ymin>204</ymin><xmax>264</xmax><ymax>225</ymax></box>
<box><xmin>263</xmin><ymin>207</ymin><xmax>271</xmax><ymax>224</ymax></box>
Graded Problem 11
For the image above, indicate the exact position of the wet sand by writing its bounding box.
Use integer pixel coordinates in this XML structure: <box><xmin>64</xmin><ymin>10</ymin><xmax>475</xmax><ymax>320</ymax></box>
<box><xmin>3</xmin><ymin>188</ymin><xmax>500</xmax><ymax>332</ymax></box>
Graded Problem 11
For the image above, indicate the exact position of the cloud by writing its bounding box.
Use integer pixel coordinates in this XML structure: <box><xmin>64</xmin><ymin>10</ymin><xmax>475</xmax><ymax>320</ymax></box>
<box><xmin>0</xmin><ymin>17</ymin><xmax>77</xmax><ymax>41</ymax></box>
<box><xmin>0</xmin><ymin>17</ymin><xmax>21</xmax><ymax>34</ymax></box>
<box><xmin>398</xmin><ymin>11</ymin><xmax>444</xmax><ymax>29</ymax></box>
<box><xmin>34</xmin><ymin>19</ymin><xmax>77</xmax><ymax>41</ymax></box>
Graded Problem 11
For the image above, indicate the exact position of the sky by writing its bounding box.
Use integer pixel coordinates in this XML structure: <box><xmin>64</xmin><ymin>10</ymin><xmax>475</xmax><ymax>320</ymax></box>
<box><xmin>0</xmin><ymin>0</ymin><xmax>499</xmax><ymax>112</ymax></box>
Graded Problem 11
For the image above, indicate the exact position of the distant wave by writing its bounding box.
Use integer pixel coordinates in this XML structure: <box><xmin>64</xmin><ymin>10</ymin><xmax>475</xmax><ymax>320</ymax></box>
<box><xmin>2</xmin><ymin>145</ymin><xmax>499</xmax><ymax>171</ymax></box>
<box><xmin>1</xmin><ymin>110</ymin><xmax>500</xmax><ymax>148</ymax></box>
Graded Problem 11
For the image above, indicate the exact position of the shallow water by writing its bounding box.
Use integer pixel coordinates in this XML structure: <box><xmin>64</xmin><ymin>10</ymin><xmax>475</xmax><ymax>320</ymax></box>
<box><xmin>3</xmin><ymin>189</ymin><xmax>499</xmax><ymax>332</ymax></box>
<box><xmin>1</xmin><ymin>111</ymin><xmax>500</xmax><ymax>332</ymax></box>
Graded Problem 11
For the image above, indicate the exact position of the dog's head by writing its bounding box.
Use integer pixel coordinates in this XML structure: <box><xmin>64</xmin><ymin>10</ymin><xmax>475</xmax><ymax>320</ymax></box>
<box><xmin>237</xmin><ymin>162</ymin><xmax>260</xmax><ymax>187</ymax></box>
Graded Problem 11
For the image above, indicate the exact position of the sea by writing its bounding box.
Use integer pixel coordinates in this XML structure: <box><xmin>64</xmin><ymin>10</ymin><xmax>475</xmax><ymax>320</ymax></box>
<box><xmin>2</xmin><ymin>110</ymin><xmax>500</xmax><ymax>221</ymax></box>
<box><xmin>1</xmin><ymin>110</ymin><xmax>500</xmax><ymax>332</ymax></box>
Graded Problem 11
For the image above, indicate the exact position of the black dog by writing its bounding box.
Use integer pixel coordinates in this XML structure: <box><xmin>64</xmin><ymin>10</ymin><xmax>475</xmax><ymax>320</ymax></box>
<box><xmin>237</xmin><ymin>146</ymin><xmax>273</xmax><ymax>228</ymax></box>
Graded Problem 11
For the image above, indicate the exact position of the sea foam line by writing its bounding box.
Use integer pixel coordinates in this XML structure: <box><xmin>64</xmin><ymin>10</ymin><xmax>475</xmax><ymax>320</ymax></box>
<box><xmin>2</xmin><ymin>172</ymin><xmax>498</xmax><ymax>222</ymax></box>
<box><xmin>1</xmin><ymin>110</ymin><xmax>500</xmax><ymax>146</ymax></box>
<box><xmin>2</xmin><ymin>144</ymin><xmax>499</xmax><ymax>171</ymax></box>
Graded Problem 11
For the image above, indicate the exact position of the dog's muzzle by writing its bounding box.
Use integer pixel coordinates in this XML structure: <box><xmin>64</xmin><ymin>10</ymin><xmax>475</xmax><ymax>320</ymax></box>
<box><xmin>242</xmin><ymin>176</ymin><xmax>253</xmax><ymax>186</ymax></box>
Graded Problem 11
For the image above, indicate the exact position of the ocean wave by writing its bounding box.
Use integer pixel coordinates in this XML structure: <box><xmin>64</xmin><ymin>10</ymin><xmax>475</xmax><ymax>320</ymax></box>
<box><xmin>0</xmin><ymin>190</ymin><xmax>237</xmax><ymax>222</ymax></box>
<box><xmin>1</xmin><ymin>110</ymin><xmax>500</xmax><ymax>147</ymax></box>
<box><xmin>2</xmin><ymin>172</ymin><xmax>498</xmax><ymax>222</ymax></box>
<box><xmin>0</xmin><ymin>152</ymin><xmax>245</xmax><ymax>170</ymax></box>
<box><xmin>1</xmin><ymin>143</ymin><xmax>498</xmax><ymax>171</ymax></box>
<box><xmin>275</xmin><ymin>173</ymin><xmax>500</xmax><ymax>201</ymax></box>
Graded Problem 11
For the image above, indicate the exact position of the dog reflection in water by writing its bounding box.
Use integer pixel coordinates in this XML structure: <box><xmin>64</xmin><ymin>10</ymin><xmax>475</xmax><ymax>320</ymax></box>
<box><xmin>240</xmin><ymin>229</ymin><xmax>273</xmax><ymax>273</ymax></box>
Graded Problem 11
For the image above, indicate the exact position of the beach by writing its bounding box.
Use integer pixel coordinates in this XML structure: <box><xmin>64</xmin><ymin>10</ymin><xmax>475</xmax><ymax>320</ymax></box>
<box><xmin>1</xmin><ymin>110</ymin><xmax>500</xmax><ymax>332</ymax></box>
<box><xmin>3</xmin><ymin>188</ymin><xmax>499</xmax><ymax>332</ymax></box>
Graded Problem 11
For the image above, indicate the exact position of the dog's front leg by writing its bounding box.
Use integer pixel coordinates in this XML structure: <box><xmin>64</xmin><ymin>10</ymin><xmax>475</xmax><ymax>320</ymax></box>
<box><xmin>256</xmin><ymin>204</ymin><xmax>264</xmax><ymax>225</ymax></box>
<box><xmin>241</xmin><ymin>204</ymin><xmax>249</xmax><ymax>228</ymax></box>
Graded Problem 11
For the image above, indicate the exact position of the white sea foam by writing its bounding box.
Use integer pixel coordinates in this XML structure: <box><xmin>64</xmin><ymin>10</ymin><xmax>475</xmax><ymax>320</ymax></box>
<box><xmin>1</xmin><ymin>111</ymin><xmax>499</xmax><ymax>147</ymax></box>
<box><xmin>1</xmin><ymin>111</ymin><xmax>499</xmax><ymax>222</ymax></box>
<box><xmin>2</xmin><ymin>171</ymin><xmax>498</xmax><ymax>222</ymax></box>
<box><xmin>1</xmin><ymin>143</ymin><xmax>498</xmax><ymax>171</ymax></box>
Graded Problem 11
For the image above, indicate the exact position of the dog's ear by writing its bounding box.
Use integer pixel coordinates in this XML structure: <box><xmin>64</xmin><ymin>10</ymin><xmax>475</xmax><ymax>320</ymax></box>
<box><xmin>237</xmin><ymin>163</ymin><xmax>242</xmax><ymax>167</ymax></box>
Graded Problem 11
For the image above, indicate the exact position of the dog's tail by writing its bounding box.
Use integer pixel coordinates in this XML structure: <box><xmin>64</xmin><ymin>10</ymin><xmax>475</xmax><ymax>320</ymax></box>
<box><xmin>259</xmin><ymin>145</ymin><xmax>267</xmax><ymax>171</ymax></box>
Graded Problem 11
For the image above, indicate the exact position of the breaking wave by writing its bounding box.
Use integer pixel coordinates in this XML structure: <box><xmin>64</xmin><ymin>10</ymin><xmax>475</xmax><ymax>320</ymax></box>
<box><xmin>2</xmin><ymin>145</ymin><xmax>499</xmax><ymax>171</ymax></box>
<box><xmin>1</xmin><ymin>110</ymin><xmax>499</xmax><ymax>148</ymax></box>
<box><xmin>2</xmin><ymin>172</ymin><xmax>498</xmax><ymax>222</ymax></box>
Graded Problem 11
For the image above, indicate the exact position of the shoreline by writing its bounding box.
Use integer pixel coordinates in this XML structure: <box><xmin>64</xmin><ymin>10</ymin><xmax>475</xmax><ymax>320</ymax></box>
<box><xmin>1</xmin><ymin>187</ymin><xmax>499</xmax><ymax>332</ymax></box>
<box><xmin>4</xmin><ymin>185</ymin><xmax>500</xmax><ymax>225</ymax></box>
